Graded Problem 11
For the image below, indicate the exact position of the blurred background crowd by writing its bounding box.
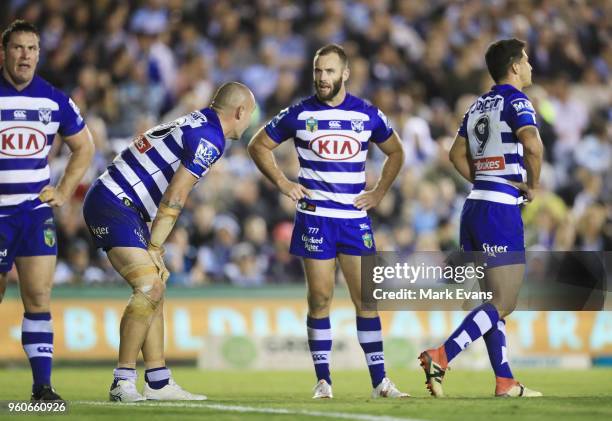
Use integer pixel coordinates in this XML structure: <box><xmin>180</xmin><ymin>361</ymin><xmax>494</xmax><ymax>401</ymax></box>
<box><xmin>1</xmin><ymin>0</ymin><xmax>610</xmax><ymax>287</ymax></box>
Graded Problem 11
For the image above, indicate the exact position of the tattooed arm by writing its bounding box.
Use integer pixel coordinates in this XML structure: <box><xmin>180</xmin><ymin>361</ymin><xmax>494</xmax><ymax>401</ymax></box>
<box><xmin>148</xmin><ymin>164</ymin><xmax>198</xmax><ymax>281</ymax></box>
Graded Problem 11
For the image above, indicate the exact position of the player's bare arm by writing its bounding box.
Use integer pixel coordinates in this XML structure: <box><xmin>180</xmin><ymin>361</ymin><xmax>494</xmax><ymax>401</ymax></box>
<box><xmin>248</xmin><ymin>127</ymin><xmax>311</xmax><ymax>201</ymax></box>
<box><xmin>449</xmin><ymin>134</ymin><xmax>474</xmax><ymax>184</ymax></box>
<box><xmin>39</xmin><ymin>126</ymin><xmax>95</xmax><ymax>206</ymax></box>
<box><xmin>147</xmin><ymin>164</ymin><xmax>198</xmax><ymax>281</ymax></box>
<box><xmin>353</xmin><ymin>131</ymin><xmax>404</xmax><ymax>211</ymax></box>
<box><xmin>515</xmin><ymin>125</ymin><xmax>543</xmax><ymax>201</ymax></box>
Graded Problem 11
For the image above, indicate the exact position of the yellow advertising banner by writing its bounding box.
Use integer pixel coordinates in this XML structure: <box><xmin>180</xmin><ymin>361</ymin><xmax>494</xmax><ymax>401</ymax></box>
<box><xmin>1</xmin><ymin>298</ymin><xmax>611</xmax><ymax>360</ymax></box>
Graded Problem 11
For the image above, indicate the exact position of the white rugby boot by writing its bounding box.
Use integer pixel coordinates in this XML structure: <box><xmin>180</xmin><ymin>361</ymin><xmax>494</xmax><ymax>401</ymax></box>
<box><xmin>143</xmin><ymin>378</ymin><xmax>207</xmax><ymax>401</ymax></box>
<box><xmin>312</xmin><ymin>379</ymin><xmax>333</xmax><ymax>399</ymax></box>
<box><xmin>371</xmin><ymin>377</ymin><xmax>410</xmax><ymax>398</ymax></box>
<box><xmin>109</xmin><ymin>379</ymin><xmax>146</xmax><ymax>402</ymax></box>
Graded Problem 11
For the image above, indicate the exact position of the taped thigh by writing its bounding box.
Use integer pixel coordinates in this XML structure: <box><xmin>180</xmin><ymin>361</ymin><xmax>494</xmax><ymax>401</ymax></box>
<box><xmin>119</xmin><ymin>263</ymin><xmax>159</xmax><ymax>287</ymax></box>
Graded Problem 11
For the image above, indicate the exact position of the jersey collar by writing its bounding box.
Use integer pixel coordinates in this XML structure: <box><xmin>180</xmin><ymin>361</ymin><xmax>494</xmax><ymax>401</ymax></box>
<box><xmin>492</xmin><ymin>84</ymin><xmax>520</xmax><ymax>94</ymax></box>
<box><xmin>0</xmin><ymin>69</ymin><xmax>38</xmax><ymax>93</ymax></box>
<box><xmin>313</xmin><ymin>92</ymin><xmax>352</xmax><ymax>110</ymax></box>
<box><xmin>202</xmin><ymin>107</ymin><xmax>222</xmax><ymax>129</ymax></box>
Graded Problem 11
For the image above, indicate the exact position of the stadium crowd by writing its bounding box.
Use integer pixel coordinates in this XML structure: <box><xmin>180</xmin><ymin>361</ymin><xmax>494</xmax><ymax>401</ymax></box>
<box><xmin>2</xmin><ymin>0</ymin><xmax>610</xmax><ymax>286</ymax></box>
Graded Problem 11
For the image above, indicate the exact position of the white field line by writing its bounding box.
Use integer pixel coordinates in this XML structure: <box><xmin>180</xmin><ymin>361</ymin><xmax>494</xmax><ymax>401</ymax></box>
<box><xmin>75</xmin><ymin>400</ymin><xmax>426</xmax><ymax>421</ymax></box>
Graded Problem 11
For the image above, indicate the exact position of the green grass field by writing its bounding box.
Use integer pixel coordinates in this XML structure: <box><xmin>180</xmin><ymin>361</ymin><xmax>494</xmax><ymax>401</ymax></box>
<box><xmin>0</xmin><ymin>367</ymin><xmax>611</xmax><ymax>420</ymax></box>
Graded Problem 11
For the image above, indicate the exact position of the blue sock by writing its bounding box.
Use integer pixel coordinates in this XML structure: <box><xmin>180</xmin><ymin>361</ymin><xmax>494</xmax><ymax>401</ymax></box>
<box><xmin>112</xmin><ymin>367</ymin><xmax>137</xmax><ymax>388</ymax></box>
<box><xmin>145</xmin><ymin>367</ymin><xmax>170</xmax><ymax>390</ymax></box>
<box><xmin>444</xmin><ymin>302</ymin><xmax>499</xmax><ymax>363</ymax></box>
<box><xmin>22</xmin><ymin>312</ymin><xmax>53</xmax><ymax>388</ymax></box>
<box><xmin>307</xmin><ymin>316</ymin><xmax>332</xmax><ymax>385</ymax></box>
<box><xmin>483</xmin><ymin>319</ymin><xmax>513</xmax><ymax>378</ymax></box>
<box><xmin>356</xmin><ymin>316</ymin><xmax>386</xmax><ymax>388</ymax></box>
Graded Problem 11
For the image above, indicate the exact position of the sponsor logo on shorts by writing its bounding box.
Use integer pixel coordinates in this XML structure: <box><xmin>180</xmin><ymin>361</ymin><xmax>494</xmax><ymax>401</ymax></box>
<box><xmin>91</xmin><ymin>226</ymin><xmax>109</xmax><ymax>238</ymax></box>
<box><xmin>134</xmin><ymin>229</ymin><xmax>147</xmax><ymax>246</ymax></box>
<box><xmin>359</xmin><ymin>223</ymin><xmax>370</xmax><ymax>231</ymax></box>
<box><xmin>482</xmin><ymin>243</ymin><xmax>508</xmax><ymax>257</ymax></box>
<box><xmin>473</xmin><ymin>156</ymin><xmax>505</xmax><ymax>171</ymax></box>
<box><xmin>302</xmin><ymin>235</ymin><xmax>323</xmax><ymax>252</ymax></box>
<box><xmin>0</xmin><ymin>249</ymin><xmax>7</xmax><ymax>257</ymax></box>
<box><xmin>362</xmin><ymin>232</ymin><xmax>373</xmax><ymax>249</ymax></box>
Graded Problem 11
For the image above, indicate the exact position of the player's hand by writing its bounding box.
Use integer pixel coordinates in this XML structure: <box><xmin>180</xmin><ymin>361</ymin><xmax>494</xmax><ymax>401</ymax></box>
<box><xmin>38</xmin><ymin>185</ymin><xmax>68</xmax><ymax>207</ymax></box>
<box><xmin>278</xmin><ymin>179</ymin><xmax>311</xmax><ymax>201</ymax></box>
<box><xmin>509</xmin><ymin>181</ymin><xmax>536</xmax><ymax>203</ymax></box>
<box><xmin>147</xmin><ymin>244</ymin><xmax>170</xmax><ymax>283</ymax></box>
<box><xmin>354</xmin><ymin>189</ymin><xmax>385</xmax><ymax>210</ymax></box>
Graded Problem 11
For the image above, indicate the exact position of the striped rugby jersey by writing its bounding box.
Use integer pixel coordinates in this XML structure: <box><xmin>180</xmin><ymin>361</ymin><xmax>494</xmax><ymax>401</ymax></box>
<box><xmin>265</xmin><ymin>94</ymin><xmax>393</xmax><ymax>219</ymax></box>
<box><xmin>458</xmin><ymin>84</ymin><xmax>538</xmax><ymax>206</ymax></box>
<box><xmin>0</xmin><ymin>73</ymin><xmax>85</xmax><ymax>216</ymax></box>
<box><xmin>98</xmin><ymin>108</ymin><xmax>225</xmax><ymax>221</ymax></box>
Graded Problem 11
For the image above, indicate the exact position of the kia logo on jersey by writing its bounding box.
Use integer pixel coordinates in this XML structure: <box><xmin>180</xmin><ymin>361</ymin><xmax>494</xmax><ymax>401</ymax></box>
<box><xmin>0</xmin><ymin>126</ymin><xmax>47</xmax><ymax>157</ymax></box>
<box><xmin>309</xmin><ymin>135</ymin><xmax>361</xmax><ymax>161</ymax></box>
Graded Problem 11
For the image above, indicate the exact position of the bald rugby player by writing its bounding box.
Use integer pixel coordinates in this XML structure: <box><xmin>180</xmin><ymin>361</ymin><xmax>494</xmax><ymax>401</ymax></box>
<box><xmin>82</xmin><ymin>82</ymin><xmax>256</xmax><ymax>402</ymax></box>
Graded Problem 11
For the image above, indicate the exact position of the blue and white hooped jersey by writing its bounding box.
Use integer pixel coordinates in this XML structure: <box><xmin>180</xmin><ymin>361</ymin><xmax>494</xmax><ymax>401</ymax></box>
<box><xmin>458</xmin><ymin>84</ymin><xmax>538</xmax><ymax>206</ymax></box>
<box><xmin>0</xmin><ymin>73</ymin><xmax>85</xmax><ymax>216</ymax></box>
<box><xmin>98</xmin><ymin>108</ymin><xmax>225</xmax><ymax>221</ymax></box>
<box><xmin>265</xmin><ymin>94</ymin><xmax>393</xmax><ymax>219</ymax></box>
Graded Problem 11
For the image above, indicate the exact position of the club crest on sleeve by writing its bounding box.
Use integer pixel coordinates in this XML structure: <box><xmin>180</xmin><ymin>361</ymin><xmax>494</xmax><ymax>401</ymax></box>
<box><xmin>38</xmin><ymin>108</ymin><xmax>52</xmax><ymax>125</ymax></box>
<box><xmin>351</xmin><ymin>119</ymin><xmax>364</xmax><ymax>133</ymax></box>
<box><xmin>306</xmin><ymin>116</ymin><xmax>318</xmax><ymax>132</ymax></box>
<box><xmin>194</xmin><ymin>139</ymin><xmax>221</xmax><ymax>170</ymax></box>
